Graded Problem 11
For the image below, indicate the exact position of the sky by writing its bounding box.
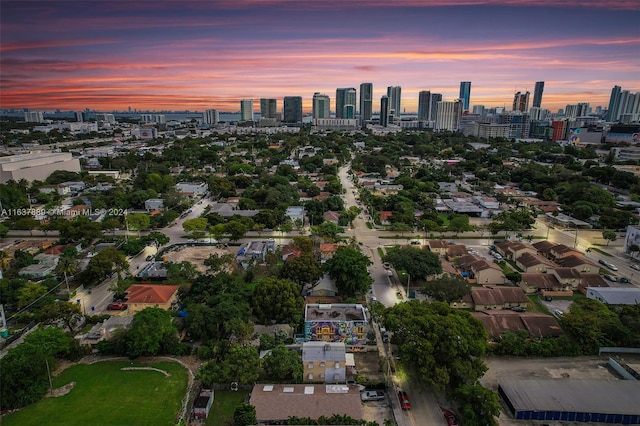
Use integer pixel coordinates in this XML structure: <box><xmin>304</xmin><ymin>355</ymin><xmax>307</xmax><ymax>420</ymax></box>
<box><xmin>1</xmin><ymin>0</ymin><xmax>639</xmax><ymax>114</ymax></box>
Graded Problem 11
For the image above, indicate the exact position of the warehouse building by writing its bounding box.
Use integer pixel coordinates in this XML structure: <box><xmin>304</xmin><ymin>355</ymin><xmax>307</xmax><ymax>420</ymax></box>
<box><xmin>498</xmin><ymin>378</ymin><xmax>640</xmax><ymax>424</ymax></box>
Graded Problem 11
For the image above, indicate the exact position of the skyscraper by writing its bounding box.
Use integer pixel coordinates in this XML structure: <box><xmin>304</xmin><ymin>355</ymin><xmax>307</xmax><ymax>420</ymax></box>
<box><xmin>459</xmin><ymin>81</ymin><xmax>471</xmax><ymax>111</ymax></box>
<box><xmin>359</xmin><ymin>83</ymin><xmax>373</xmax><ymax>122</ymax></box>
<box><xmin>533</xmin><ymin>81</ymin><xmax>544</xmax><ymax>108</ymax></box>
<box><xmin>240</xmin><ymin>99</ymin><xmax>254</xmax><ymax>121</ymax></box>
<box><xmin>260</xmin><ymin>98</ymin><xmax>277</xmax><ymax>119</ymax></box>
<box><xmin>435</xmin><ymin>100</ymin><xmax>463</xmax><ymax>132</ymax></box>
<box><xmin>417</xmin><ymin>91</ymin><xmax>431</xmax><ymax>120</ymax></box>
<box><xmin>283</xmin><ymin>96</ymin><xmax>303</xmax><ymax>124</ymax></box>
<box><xmin>429</xmin><ymin>93</ymin><xmax>442</xmax><ymax>121</ymax></box>
<box><xmin>513</xmin><ymin>91</ymin><xmax>530</xmax><ymax>112</ymax></box>
<box><xmin>203</xmin><ymin>109</ymin><xmax>219</xmax><ymax>125</ymax></box>
<box><xmin>386</xmin><ymin>86</ymin><xmax>401</xmax><ymax>116</ymax></box>
<box><xmin>606</xmin><ymin>86</ymin><xmax>622</xmax><ymax>122</ymax></box>
<box><xmin>380</xmin><ymin>95</ymin><xmax>390</xmax><ymax>127</ymax></box>
<box><xmin>312</xmin><ymin>93</ymin><xmax>330</xmax><ymax>119</ymax></box>
<box><xmin>336</xmin><ymin>88</ymin><xmax>356</xmax><ymax>119</ymax></box>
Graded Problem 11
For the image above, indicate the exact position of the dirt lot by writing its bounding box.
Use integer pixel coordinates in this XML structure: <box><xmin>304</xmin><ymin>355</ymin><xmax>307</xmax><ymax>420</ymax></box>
<box><xmin>162</xmin><ymin>245</ymin><xmax>235</xmax><ymax>273</ymax></box>
<box><xmin>482</xmin><ymin>355</ymin><xmax>640</xmax><ymax>426</ymax></box>
<box><xmin>354</xmin><ymin>351</ymin><xmax>394</xmax><ymax>424</ymax></box>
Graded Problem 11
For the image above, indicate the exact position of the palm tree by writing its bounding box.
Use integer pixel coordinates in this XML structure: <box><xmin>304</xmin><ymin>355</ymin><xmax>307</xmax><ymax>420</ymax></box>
<box><xmin>56</xmin><ymin>255</ymin><xmax>77</xmax><ymax>297</ymax></box>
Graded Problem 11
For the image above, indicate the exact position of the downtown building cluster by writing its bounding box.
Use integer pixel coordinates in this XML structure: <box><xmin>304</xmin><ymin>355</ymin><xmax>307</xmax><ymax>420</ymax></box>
<box><xmin>21</xmin><ymin>82</ymin><xmax>639</xmax><ymax>142</ymax></box>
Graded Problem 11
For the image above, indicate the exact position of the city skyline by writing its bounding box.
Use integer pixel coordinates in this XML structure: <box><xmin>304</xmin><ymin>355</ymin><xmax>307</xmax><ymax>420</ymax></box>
<box><xmin>1</xmin><ymin>1</ymin><xmax>639</xmax><ymax>113</ymax></box>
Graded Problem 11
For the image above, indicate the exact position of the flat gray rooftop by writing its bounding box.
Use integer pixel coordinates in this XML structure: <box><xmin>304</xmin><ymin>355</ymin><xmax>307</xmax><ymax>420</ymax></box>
<box><xmin>499</xmin><ymin>378</ymin><xmax>640</xmax><ymax>415</ymax></box>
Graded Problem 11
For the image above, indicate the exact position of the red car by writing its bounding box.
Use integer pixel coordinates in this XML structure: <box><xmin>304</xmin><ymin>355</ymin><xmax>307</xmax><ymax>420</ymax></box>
<box><xmin>398</xmin><ymin>391</ymin><xmax>411</xmax><ymax>410</ymax></box>
<box><xmin>443</xmin><ymin>410</ymin><xmax>458</xmax><ymax>426</ymax></box>
<box><xmin>107</xmin><ymin>302</ymin><xmax>127</xmax><ymax>310</ymax></box>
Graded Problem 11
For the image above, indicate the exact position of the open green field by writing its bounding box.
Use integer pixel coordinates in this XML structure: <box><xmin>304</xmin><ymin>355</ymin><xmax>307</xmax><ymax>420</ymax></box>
<box><xmin>2</xmin><ymin>360</ymin><xmax>188</xmax><ymax>426</ymax></box>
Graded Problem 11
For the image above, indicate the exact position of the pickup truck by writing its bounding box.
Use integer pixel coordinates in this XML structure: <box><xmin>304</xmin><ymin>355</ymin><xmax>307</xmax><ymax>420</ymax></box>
<box><xmin>360</xmin><ymin>390</ymin><xmax>385</xmax><ymax>401</ymax></box>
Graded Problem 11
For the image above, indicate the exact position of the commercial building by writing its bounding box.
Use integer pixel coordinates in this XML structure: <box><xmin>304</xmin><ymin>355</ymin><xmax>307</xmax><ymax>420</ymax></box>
<box><xmin>24</xmin><ymin>111</ymin><xmax>45</xmax><ymax>123</ymax></box>
<box><xmin>380</xmin><ymin>95</ymin><xmax>390</xmax><ymax>127</ymax></box>
<box><xmin>283</xmin><ymin>96</ymin><xmax>303</xmax><ymax>124</ymax></box>
<box><xmin>312</xmin><ymin>93</ymin><xmax>330</xmax><ymax>119</ymax></box>
<box><xmin>260</xmin><ymin>98</ymin><xmax>277</xmax><ymax>119</ymax></box>
<box><xmin>0</xmin><ymin>152</ymin><xmax>81</xmax><ymax>183</ymax></box>
<box><xmin>418</xmin><ymin>90</ymin><xmax>432</xmax><ymax>121</ymax></box>
<box><xmin>498</xmin><ymin>378</ymin><xmax>640</xmax><ymax>423</ymax></box>
<box><xmin>532</xmin><ymin>81</ymin><xmax>545</xmax><ymax>108</ymax></box>
<box><xmin>359</xmin><ymin>82</ymin><xmax>373</xmax><ymax>123</ymax></box>
<box><xmin>335</xmin><ymin>88</ymin><xmax>356</xmax><ymax>119</ymax></box>
<box><xmin>513</xmin><ymin>91</ymin><xmax>530</xmax><ymax>112</ymax></box>
<box><xmin>386</xmin><ymin>86</ymin><xmax>401</xmax><ymax>116</ymax></box>
<box><xmin>203</xmin><ymin>109</ymin><xmax>219</xmax><ymax>125</ymax></box>
<box><xmin>459</xmin><ymin>81</ymin><xmax>471</xmax><ymax>111</ymax></box>
<box><xmin>240</xmin><ymin>99</ymin><xmax>254</xmax><ymax>122</ymax></box>
<box><xmin>435</xmin><ymin>100</ymin><xmax>463</xmax><ymax>132</ymax></box>
<box><xmin>586</xmin><ymin>287</ymin><xmax>640</xmax><ymax>305</ymax></box>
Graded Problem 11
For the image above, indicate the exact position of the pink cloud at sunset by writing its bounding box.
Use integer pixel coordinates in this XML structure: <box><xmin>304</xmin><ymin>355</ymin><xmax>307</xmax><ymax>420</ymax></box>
<box><xmin>1</xmin><ymin>1</ymin><xmax>638</xmax><ymax>113</ymax></box>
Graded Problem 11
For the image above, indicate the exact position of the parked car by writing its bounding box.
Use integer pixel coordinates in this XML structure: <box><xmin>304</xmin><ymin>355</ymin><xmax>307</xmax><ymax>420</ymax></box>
<box><xmin>631</xmin><ymin>264</ymin><xmax>640</xmax><ymax>271</ymax></box>
<box><xmin>107</xmin><ymin>302</ymin><xmax>127</xmax><ymax>310</ymax></box>
<box><xmin>383</xmin><ymin>262</ymin><xmax>390</xmax><ymax>269</ymax></box>
<box><xmin>603</xmin><ymin>274</ymin><xmax>618</xmax><ymax>282</ymax></box>
<box><xmin>619</xmin><ymin>277</ymin><xmax>630</xmax><ymax>284</ymax></box>
<box><xmin>387</xmin><ymin>270</ymin><xmax>393</xmax><ymax>277</ymax></box>
<box><xmin>360</xmin><ymin>390</ymin><xmax>385</xmax><ymax>401</ymax></box>
<box><xmin>553</xmin><ymin>309</ymin><xmax>564</xmax><ymax>318</ymax></box>
<box><xmin>443</xmin><ymin>410</ymin><xmax>459</xmax><ymax>426</ymax></box>
<box><xmin>145</xmin><ymin>255</ymin><xmax>154</xmax><ymax>261</ymax></box>
<box><xmin>607</xmin><ymin>263</ymin><xmax>618</xmax><ymax>271</ymax></box>
<box><xmin>511</xmin><ymin>306</ymin><xmax>526</xmax><ymax>312</ymax></box>
<box><xmin>544</xmin><ymin>296</ymin><xmax>553</xmax><ymax>301</ymax></box>
<box><xmin>492</xmin><ymin>252</ymin><xmax>503</xmax><ymax>260</ymax></box>
<box><xmin>398</xmin><ymin>391</ymin><xmax>411</xmax><ymax>410</ymax></box>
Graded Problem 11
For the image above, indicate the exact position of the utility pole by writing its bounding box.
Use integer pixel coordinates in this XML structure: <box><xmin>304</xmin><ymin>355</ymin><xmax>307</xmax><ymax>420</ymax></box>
<box><xmin>46</xmin><ymin>359</ymin><xmax>53</xmax><ymax>394</ymax></box>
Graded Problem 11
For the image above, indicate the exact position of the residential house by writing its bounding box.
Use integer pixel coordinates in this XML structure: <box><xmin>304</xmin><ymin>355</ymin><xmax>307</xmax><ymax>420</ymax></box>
<box><xmin>519</xmin><ymin>273</ymin><xmax>567</xmax><ymax>294</ymax></box>
<box><xmin>515</xmin><ymin>252</ymin><xmax>557</xmax><ymax>273</ymax></box>
<box><xmin>555</xmin><ymin>254</ymin><xmax>597</xmax><ymax>273</ymax></box>
<box><xmin>285</xmin><ymin>206</ymin><xmax>305</xmax><ymax>225</ymax></box>
<box><xmin>305</xmin><ymin>274</ymin><xmax>338</xmax><ymax>297</ymax></box>
<box><xmin>549</xmin><ymin>268</ymin><xmax>582</xmax><ymax>291</ymax></box>
<box><xmin>495</xmin><ymin>241</ymin><xmax>537</xmax><ymax>261</ymax></box>
<box><xmin>18</xmin><ymin>253</ymin><xmax>59</xmax><ymax>278</ymax></box>
<box><xmin>63</xmin><ymin>204</ymin><xmax>91</xmax><ymax>218</ymax></box>
<box><xmin>577</xmin><ymin>274</ymin><xmax>609</xmax><ymax>294</ymax></box>
<box><xmin>237</xmin><ymin>239</ymin><xmax>276</xmax><ymax>263</ymax></box>
<box><xmin>532</xmin><ymin>240</ymin><xmax>557</xmax><ymax>257</ymax></box>
<box><xmin>472</xmin><ymin>311</ymin><xmax>563</xmax><ymax>339</ymax></box>
<box><xmin>446</xmin><ymin>245</ymin><xmax>468</xmax><ymax>261</ymax></box>
<box><xmin>322</xmin><ymin>211</ymin><xmax>340</xmax><ymax>224</ymax></box>
<box><xmin>176</xmin><ymin>182</ymin><xmax>208</xmax><ymax>198</ymax></box>
<box><xmin>426</xmin><ymin>240</ymin><xmax>448</xmax><ymax>257</ymax></box>
<box><xmin>81</xmin><ymin>316</ymin><xmax>133</xmax><ymax>345</ymax></box>
<box><xmin>249</xmin><ymin>384</ymin><xmax>362</xmax><ymax>424</ymax></box>
<box><xmin>136</xmin><ymin>262</ymin><xmax>168</xmax><ymax>279</ymax></box>
<box><xmin>281</xmin><ymin>244</ymin><xmax>302</xmax><ymax>262</ymax></box>
<box><xmin>549</xmin><ymin>244</ymin><xmax>582</xmax><ymax>261</ymax></box>
<box><xmin>318</xmin><ymin>243</ymin><xmax>345</xmax><ymax>262</ymax></box>
<box><xmin>144</xmin><ymin>198</ymin><xmax>164</xmax><ymax>211</ymax></box>
<box><xmin>466</xmin><ymin>286</ymin><xmax>528</xmax><ymax>311</ymax></box>
<box><xmin>302</xmin><ymin>342</ymin><xmax>346</xmax><ymax>383</ymax></box>
<box><xmin>125</xmin><ymin>284</ymin><xmax>180</xmax><ymax>313</ymax></box>
<box><xmin>379</xmin><ymin>211</ymin><xmax>393</xmax><ymax>225</ymax></box>
<box><xmin>304</xmin><ymin>303</ymin><xmax>369</xmax><ymax>346</ymax></box>
<box><xmin>457</xmin><ymin>254</ymin><xmax>507</xmax><ymax>284</ymax></box>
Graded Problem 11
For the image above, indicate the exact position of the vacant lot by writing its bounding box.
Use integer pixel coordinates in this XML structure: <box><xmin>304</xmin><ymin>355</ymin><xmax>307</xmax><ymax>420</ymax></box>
<box><xmin>2</xmin><ymin>361</ymin><xmax>188</xmax><ymax>426</ymax></box>
<box><xmin>163</xmin><ymin>245</ymin><xmax>234</xmax><ymax>273</ymax></box>
<box><xmin>205</xmin><ymin>390</ymin><xmax>249</xmax><ymax>426</ymax></box>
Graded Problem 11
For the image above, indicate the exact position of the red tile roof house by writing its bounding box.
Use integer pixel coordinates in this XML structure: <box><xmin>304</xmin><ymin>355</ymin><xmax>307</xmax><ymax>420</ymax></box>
<box><xmin>379</xmin><ymin>211</ymin><xmax>393</xmax><ymax>225</ymax></box>
<box><xmin>322</xmin><ymin>211</ymin><xmax>341</xmax><ymax>224</ymax></box>
<box><xmin>125</xmin><ymin>284</ymin><xmax>180</xmax><ymax>313</ymax></box>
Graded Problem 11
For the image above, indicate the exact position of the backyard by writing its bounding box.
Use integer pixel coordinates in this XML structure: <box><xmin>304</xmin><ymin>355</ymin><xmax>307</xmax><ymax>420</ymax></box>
<box><xmin>2</xmin><ymin>360</ymin><xmax>188</xmax><ymax>426</ymax></box>
<box><xmin>205</xmin><ymin>390</ymin><xmax>249</xmax><ymax>426</ymax></box>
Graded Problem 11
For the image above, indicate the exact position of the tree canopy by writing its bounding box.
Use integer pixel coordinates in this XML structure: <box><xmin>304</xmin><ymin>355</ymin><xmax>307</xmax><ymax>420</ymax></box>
<box><xmin>383</xmin><ymin>301</ymin><xmax>488</xmax><ymax>392</ymax></box>
<box><xmin>252</xmin><ymin>277</ymin><xmax>304</xmax><ymax>325</ymax></box>
<box><xmin>382</xmin><ymin>246</ymin><xmax>442</xmax><ymax>281</ymax></box>
<box><xmin>323</xmin><ymin>246</ymin><xmax>371</xmax><ymax>297</ymax></box>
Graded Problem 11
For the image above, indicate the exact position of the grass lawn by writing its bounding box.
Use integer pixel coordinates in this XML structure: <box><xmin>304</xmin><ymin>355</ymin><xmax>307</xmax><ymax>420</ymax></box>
<box><xmin>205</xmin><ymin>390</ymin><xmax>248</xmax><ymax>426</ymax></box>
<box><xmin>527</xmin><ymin>295</ymin><xmax>551</xmax><ymax>315</ymax></box>
<box><xmin>2</xmin><ymin>360</ymin><xmax>188</xmax><ymax>426</ymax></box>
